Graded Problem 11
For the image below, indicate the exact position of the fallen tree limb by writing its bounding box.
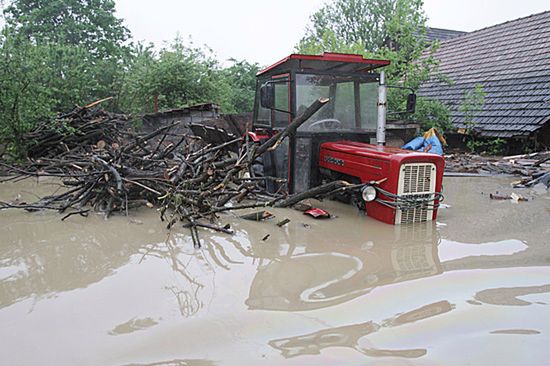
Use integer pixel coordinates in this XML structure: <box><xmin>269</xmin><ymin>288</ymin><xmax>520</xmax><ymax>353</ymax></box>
<box><xmin>275</xmin><ymin>180</ymin><xmax>358</xmax><ymax>208</ymax></box>
<box><xmin>253</xmin><ymin>97</ymin><xmax>330</xmax><ymax>158</ymax></box>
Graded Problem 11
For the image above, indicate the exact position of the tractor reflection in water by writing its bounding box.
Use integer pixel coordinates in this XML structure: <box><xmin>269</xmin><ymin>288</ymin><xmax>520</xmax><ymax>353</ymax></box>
<box><xmin>245</xmin><ymin>221</ymin><xmax>441</xmax><ymax>311</ymax></box>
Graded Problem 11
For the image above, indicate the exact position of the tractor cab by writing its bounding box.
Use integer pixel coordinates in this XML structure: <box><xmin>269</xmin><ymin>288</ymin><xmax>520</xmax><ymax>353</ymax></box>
<box><xmin>253</xmin><ymin>53</ymin><xmax>393</xmax><ymax>193</ymax></box>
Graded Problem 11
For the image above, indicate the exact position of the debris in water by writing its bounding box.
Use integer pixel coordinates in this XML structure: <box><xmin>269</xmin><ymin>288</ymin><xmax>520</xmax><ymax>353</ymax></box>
<box><xmin>240</xmin><ymin>211</ymin><xmax>274</xmax><ymax>221</ymax></box>
<box><xmin>292</xmin><ymin>201</ymin><xmax>313</xmax><ymax>212</ymax></box>
<box><xmin>445</xmin><ymin>151</ymin><xmax>550</xmax><ymax>183</ymax></box>
<box><xmin>523</xmin><ymin>171</ymin><xmax>550</xmax><ymax>188</ymax></box>
<box><xmin>276</xmin><ymin>218</ymin><xmax>291</xmax><ymax>227</ymax></box>
<box><xmin>489</xmin><ymin>193</ymin><xmax>510</xmax><ymax>200</ymax></box>
<box><xmin>304</xmin><ymin>208</ymin><xmax>331</xmax><ymax>219</ymax></box>
<box><xmin>489</xmin><ymin>192</ymin><xmax>528</xmax><ymax>202</ymax></box>
<box><xmin>510</xmin><ymin>192</ymin><xmax>526</xmax><ymax>204</ymax></box>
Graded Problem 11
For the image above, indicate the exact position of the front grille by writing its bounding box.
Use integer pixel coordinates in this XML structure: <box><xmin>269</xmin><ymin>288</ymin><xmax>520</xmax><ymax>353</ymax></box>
<box><xmin>402</xmin><ymin>164</ymin><xmax>432</xmax><ymax>194</ymax></box>
<box><xmin>397</xmin><ymin>163</ymin><xmax>437</xmax><ymax>224</ymax></box>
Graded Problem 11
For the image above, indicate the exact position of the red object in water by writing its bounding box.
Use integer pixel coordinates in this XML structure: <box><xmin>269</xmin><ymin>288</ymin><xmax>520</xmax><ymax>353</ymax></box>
<box><xmin>304</xmin><ymin>208</ymin><xmax>330</xmax><ymax>219</ymax></box>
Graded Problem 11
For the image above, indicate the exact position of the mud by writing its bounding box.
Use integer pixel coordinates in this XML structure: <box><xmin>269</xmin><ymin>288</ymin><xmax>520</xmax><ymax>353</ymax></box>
<box><xmin>0</xmin><ymin>176</ymin><xmax>549</xmax><ymax>365</ymax></box>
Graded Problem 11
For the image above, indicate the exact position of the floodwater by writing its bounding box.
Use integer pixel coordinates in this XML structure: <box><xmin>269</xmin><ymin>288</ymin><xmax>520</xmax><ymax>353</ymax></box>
<box><xmin>0</xmin><ymin>177</ymin><xmax>549</xmax><ymax>366</ymax></box>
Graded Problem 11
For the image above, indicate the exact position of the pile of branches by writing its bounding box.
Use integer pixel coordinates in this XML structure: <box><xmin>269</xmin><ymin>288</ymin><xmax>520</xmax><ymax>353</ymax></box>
<box><xmin>22</xmin><ymin>98</ymin><xmax>130</xmax><ymax>159</ymax></box>
<box><xmin>1</xmin><ymin>98</ymin><xmax>361</xmax><ymax>247</ymax></box>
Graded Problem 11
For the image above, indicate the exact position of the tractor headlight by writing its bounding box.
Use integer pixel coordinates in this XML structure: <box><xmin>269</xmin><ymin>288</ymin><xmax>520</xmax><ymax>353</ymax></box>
<box><xmin>361</xmin><ymin>185</ymin><xmax>377</xmax><ymax>202</ymax></box>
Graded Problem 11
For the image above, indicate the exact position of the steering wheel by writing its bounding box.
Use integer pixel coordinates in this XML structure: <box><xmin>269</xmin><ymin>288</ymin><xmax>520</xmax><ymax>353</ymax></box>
<box><xmin>306</xmin><ymin>118</ymin><xmax>343</xmax><ymax>130</ymax></box>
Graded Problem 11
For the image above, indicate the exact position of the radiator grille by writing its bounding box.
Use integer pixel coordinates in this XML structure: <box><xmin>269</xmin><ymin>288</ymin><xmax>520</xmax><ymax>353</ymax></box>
<box><xmin>403</xmin><ymin>164</ymin><xmax>436</xmax><ymax>193</ymax></box>
<box><xmin>396</xmin><ymin>163</ymin><xmax>437</xmax><ymax>224</ymax></box>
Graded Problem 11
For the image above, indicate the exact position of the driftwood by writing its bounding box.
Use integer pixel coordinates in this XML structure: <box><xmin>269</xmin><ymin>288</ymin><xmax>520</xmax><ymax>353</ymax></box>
<box><xmin>1</xmin><ymin>97</ymin><xmax>365</xmax><ymax>247</ymax></box>
<box><xmin>445</xmin><ymin>152</ymin><xmax>550</xmax><ymax>186</ymax></box>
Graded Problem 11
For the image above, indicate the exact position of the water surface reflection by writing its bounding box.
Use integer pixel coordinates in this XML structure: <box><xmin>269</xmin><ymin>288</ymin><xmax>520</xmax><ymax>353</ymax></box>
<box><xmin>269</xmin><ymin>300</ymin><xmax>453</xmax><ymax>359</ymax></box>
<box><xmin>0</xmin><ymin>177</ymin><xmax>549</xmax><ymax>365</ymax></box>
<box><xmin>245</xmin><ymin>223</ymin><xmax>441</xmax><ymax>311</ymax></box>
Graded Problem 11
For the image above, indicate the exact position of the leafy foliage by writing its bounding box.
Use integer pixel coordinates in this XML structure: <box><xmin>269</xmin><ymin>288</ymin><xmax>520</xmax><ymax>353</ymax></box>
<box><xmin>459</xmin><ymin>84</ymin><xmax>486</xmax><ymax>133</ymax></box>
<box><xmin>3</xmin><ymin>0</ymin><xmax>130</xmax><ymax>59</ymax></box>
<box><xmin>458</xmin><ymin>84</ymin><xmax>496</xmax><ymax>153</ymax></box>
<box><xmin>301</xmin><ymin>0</ymin><xmax>423</xmax><ymax>52</ymax></box>
<box><xmin>466</xmin><ymin>138</ymin><xmax>505</xmax><ymax>155</ymax></box>
<box><xmin>412</xmin><ymin>97</ymin><xmax>452</xmax><ymax>132</ymax></box>
<box><xmin>220</xmin><ymin>59</ymin><xmax>261</xmax><ymax>114</ymax></box>
<box><xmin>121</xmin><ymin>38</ymin><xmax>220</xmax><ymax>114</ymax></box>
<box><xmin>0</xmin><ymin>31</ymin><xmax>52</xmax><ymax>156</ymax></box>
<box><xmin>0</xmin><ymin>1</ymin><xmax>259</xmax><ymax>158</ymax></box>
<box><xmin>297</xmin><ymin>0</ymin><xmax>433</xmax><ymax>83</ymax></box>
<box><xmin>0</xmin><ymin>28</ymin><xmax>115</xmax><ymax>156</ymax></box>
<box><xmin>120</xmin><ymin>38</ymin><xmax>259</xmax><ymax>115</ymax></box>
<box><xmin>296</xmin><ymin>0</ymin><xmax>451</xmax><ymax>132</ymax></box>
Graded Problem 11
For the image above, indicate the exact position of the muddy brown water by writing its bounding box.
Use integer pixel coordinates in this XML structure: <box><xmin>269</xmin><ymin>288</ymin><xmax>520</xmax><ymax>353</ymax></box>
<box><xmin>1</xmin><ymin>177</ymin><xmax>549</xmax><ymax>365</ymax></box>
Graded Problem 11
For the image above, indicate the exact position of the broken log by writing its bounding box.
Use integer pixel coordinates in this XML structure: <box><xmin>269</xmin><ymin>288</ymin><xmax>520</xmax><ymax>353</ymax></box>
<box><xmin>253</xmin><ymin>97</ymin><xmax>330</xmax><ymax>158</ymax></box>
<box><xmin>276</xmin><ymin>180</ymin><xmax>360</xmax><ymax>208</ymax></box>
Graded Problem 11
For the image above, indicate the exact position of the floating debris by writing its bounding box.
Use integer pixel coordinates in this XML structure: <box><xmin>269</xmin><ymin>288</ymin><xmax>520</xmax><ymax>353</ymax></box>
<box><xmin>240</xmin><ymin>211</ymin><xmax>274</xmax><ymax>221</ymax></box>
<box><xmin>304</xmin><ymin>208</ymin><xmax>331</xmax><ymax>219</ymax></box>
<box><xmin>276</xmin><ymin>218</ymin><xmax>291</xmax><ymax>227</ymax></box>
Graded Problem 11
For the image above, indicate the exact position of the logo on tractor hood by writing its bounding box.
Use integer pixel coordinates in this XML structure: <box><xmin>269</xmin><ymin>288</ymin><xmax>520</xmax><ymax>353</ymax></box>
<box><xmin>324</xmin><ymin>155</ymin><xmax>344</xmax><ymax>167</ymax></box>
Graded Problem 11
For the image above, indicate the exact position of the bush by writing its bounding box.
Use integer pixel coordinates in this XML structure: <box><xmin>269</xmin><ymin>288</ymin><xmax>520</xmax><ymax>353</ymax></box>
<box><xmin>412</xmin><ymin>97</ymin><xmax>453</xmax><ymax>133</ymax></box>
<box><xmin>466</xmin><ymin>138</ymin><xmax>506</xmax><ymax>155</ymax></box>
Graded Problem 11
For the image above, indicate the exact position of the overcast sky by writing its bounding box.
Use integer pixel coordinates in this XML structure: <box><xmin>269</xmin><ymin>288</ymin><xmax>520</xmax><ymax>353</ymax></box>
<box><xmin>115</xmin><ymin>0</ymin><xmax>549</xmax><ymax>66</ymax></box>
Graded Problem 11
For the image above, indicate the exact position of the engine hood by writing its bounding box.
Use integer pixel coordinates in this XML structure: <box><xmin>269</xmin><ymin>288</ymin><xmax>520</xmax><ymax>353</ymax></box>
<box><xmin>320</xmin><ymin>140</ymin><xmax>429</xmax><ymax>159</ymax></box>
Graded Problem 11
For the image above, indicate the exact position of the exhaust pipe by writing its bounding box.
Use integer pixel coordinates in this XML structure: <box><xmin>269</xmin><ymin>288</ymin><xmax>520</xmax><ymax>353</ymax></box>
<box><xmin>377</xmin><ymin>71</ymin><xmax>387</xmax><ymax>146</ymax></box>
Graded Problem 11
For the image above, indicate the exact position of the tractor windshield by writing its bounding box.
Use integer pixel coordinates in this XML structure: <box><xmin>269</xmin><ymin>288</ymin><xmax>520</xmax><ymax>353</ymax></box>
<box><xmin>296</xmin><ymin>73</ymin><xmax>378</xmax><ymax>132</ymax></box>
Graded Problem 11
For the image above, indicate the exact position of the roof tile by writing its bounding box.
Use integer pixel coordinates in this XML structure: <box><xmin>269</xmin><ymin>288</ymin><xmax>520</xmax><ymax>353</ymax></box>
<box><xmin>419</xmin><ymin>11</ymin><xmax>550</xmax><ymax>137</ymax></box>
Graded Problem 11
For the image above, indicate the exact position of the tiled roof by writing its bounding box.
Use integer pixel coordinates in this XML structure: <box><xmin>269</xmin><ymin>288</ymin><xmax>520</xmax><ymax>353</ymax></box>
<box><xmin>419</xmin><ymin>11</ymin><xmax>550</xmax><ymax>138</ymax></box>
<box><xmin>425</xmin><ymin>27</ymin><xmax>467</xmax><ymax>43</ymax></box>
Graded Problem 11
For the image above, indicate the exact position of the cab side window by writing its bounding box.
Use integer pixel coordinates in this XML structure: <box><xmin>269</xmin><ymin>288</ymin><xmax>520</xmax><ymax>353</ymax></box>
<box><xmin>273</xmin><ymin>79</ymin><xmax>290</xmax><ymax>128</ymax></box>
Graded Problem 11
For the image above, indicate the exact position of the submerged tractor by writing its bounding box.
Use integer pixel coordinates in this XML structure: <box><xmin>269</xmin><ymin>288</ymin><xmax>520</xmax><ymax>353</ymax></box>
<box><xmin>251</xmin><ymin>53</ymin><xmax>444</xmax><ymax>225</ymax></box>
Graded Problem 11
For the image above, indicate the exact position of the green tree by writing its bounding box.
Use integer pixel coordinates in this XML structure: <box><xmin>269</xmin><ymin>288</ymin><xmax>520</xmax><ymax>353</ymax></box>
<box><xmin>296</xmin><ymin>0</ymin><xmax>451</xmax><ymax>132</ymax></box>
<box><xmin>121</xmin><ymin>38</ymin><xmax>230</xmax><ymax>114</ymax></box>
<box><xmin>459</xmin><ymin>84</ymin><xmax>485</xmax><ymax>134</ymax></box>
<box><xmin>458</xmin><ymin>84</ymin><xmax>502</xmax><ymax>153</ymax></box>
<box><xmin>221</xmin><ymin>59</ymin><xmax>260</xmax><ymax>113</ymax></box>
<box><xmin>3</xmin><ymin>0</ymin><xmax>130</xmax><ymax>59</ymax></box>
<box><xmin>412</xmin><ymin>98</ymin><xmax>451</xmax><ymax>132</ymax></box>
<box><xmin>117</xmin><ymin>43</ymin><xmax>157</xmax><ymax>115</ymax></box>
<box><xmin>121</xmin><ymin>38</ymin><xmax>259</xmax><ymax>115</ymax></box>
<box><xmin>0</xmin><ymin>31</ymin><xmax>51</xmax><ymax>156</ymax></box>
<box><xmin>3</xmin><ymin>0</ymin><xmax>132</xmax><ymax>110</ymax></box>
<box><xmin>0</xmin><ymin>29</ymin><xmax>109</xmax><ymax>156</ymax></box>
<box><xmin>301</xmin><ymin>0</ymin><xmax>425</xmax><ymax>53</ymax></box>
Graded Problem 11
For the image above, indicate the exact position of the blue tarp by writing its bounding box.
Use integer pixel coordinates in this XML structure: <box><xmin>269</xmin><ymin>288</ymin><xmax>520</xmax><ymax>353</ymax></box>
<box><xmin>402</xmin><ymin>135</ymin><xmax>444</xmax><ymax>155</ymax></box>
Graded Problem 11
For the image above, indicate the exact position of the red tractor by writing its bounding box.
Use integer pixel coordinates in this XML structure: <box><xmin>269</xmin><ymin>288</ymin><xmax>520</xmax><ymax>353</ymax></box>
<box><xmin>250</xmin><ymin>52</ymin><xmax>444</xmax><ymax>225</ymax></box>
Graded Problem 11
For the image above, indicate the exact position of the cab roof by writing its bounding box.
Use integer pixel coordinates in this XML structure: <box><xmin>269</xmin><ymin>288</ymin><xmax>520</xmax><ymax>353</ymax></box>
<box><xmin>257</xmin><ymin>52</ymin><xmax>390</xmax><ymax>77</ymax></box>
